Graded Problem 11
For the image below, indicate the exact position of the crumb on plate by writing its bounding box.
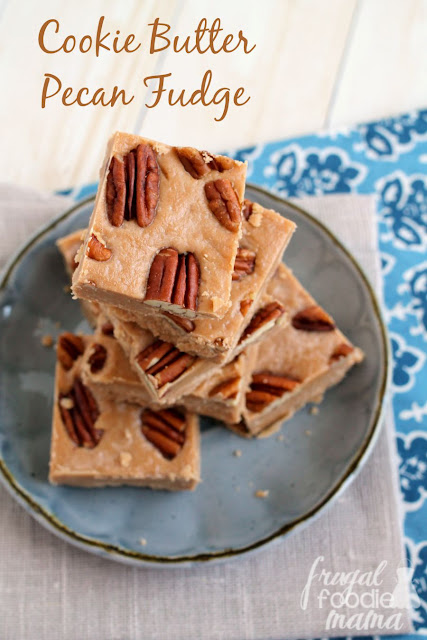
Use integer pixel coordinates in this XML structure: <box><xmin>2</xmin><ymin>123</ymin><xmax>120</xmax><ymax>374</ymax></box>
<box><xmin>41</xmin><ymin>334</ymin><xmax>53</xmax><ymax>347</ymax></box>
<box><xmin>254</xmin><ymin>489</ymin><xmax>269</xmax><ymax>499</ymax></box>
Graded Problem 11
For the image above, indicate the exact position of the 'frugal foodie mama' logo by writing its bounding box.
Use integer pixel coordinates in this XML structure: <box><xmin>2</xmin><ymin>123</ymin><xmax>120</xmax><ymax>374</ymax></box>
<box><xmin>300</xmin><ymin>556</ymin><xmax>420</xmax><ymax>632</ymax></box>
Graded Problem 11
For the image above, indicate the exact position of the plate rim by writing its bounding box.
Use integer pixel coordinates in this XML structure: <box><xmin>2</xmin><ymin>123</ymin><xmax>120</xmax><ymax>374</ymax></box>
<box><xmin>0</xmin><ymin>184</ymin><xmax>390</xmax><ymax>567</ymax></box>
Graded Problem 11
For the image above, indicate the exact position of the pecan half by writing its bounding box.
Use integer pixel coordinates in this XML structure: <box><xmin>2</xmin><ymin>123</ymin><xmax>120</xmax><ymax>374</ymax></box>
<box><xmin>88</xmin><ymin>343</ymin><xmax>107</xmax><ymax>373</ymax></box>
<box><xmin>175</xmin><ymin>147</ymin><xmax>210</xmax><ymax>179</ymax></box>
<box><xmin>107</xmin><ymin>144</ymin><xmax>160</xmax><ymax>228</ymax></box>
<box><xmin>58</xmin><ymin>377</ymin><xmax>102</xmax><ymax>447</ymax></box>
<box><xmin>330</xmin><ymin>342</ymin><xmax>354</xmax><ymax>362</ymax></box>
<box><xmin>162</xmin><ymin>312</ymin><xmax>195</xmax><ymax>333</ymax></box>
<box><xmin>233</xmin><ymin>248</ymin><xmax>256</xmax><ymax>281</ymax></box>
<box><xmin>141</xmin><ymin>408</ymin><xmax>186</xmax><ymax>459</ymax></box>
<box><xmin>246</xmin><ymin>372</ymin><xmax>300</xmax><ymax>413</ymax></box>
<box><xmin>204</xmin><ymin>179</ymin><xmax>241</xmax><ymax>232</ymax></box>
<box><xmin>292</xmin><ymin>305</ymin><xmax>335</xmax><ymax>332</ymax></box>
<box><xmin>175</xmin><ymin>147</ymin><xmax>232</xmax><ymax>179</ymax></box>
<box><xmin>57</xmin><ymin>333</ymin><xmax>85</xmax><ymax>370</ymax></box>
<box><xmin>135</xmin><ymin>340</ymin><xmax>195</xmax><ymax>388</ymax></box>
<box><xmin>106</xmin><ymin>156</ymin><xmax>126</xmax><ymax>226</ymax></box>
<box><xmin>87</xmin><ymin>234</ymin><xmax>112</xmax><ymax>261</ymax></box>
<box><xmin>145</xmin><ymin>248</ymin><xmax>200</xmax><ymax>312</ymax></box>
<box><xmin>239</xmin><ymin>301</ymin><xmax>285</xmax><ymax>344</ymax></box>
<box><xmin>209</xmin><ymin>376</ymin><xmax>240</xmax><ymax>400</ymax></box>
<box><xmin>242</xmin><ymin>199</ymin><xmax>254</xmax><ymax>221</ymax></box>
<box><xmin>131</xmin><ymin>144</ymin><xmax>160</xmax><ymax>227</ymax></box>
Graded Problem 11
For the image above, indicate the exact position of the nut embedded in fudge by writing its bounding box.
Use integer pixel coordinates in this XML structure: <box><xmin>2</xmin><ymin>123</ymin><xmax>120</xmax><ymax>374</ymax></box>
<box><xmin>49</xmin><ymin>333</ymin><xmax>200</xmax><ymax>490</ymax></box>
<box><xmin>72</xmin><ymin>132</ymin><xmax>247</xmax><ymax>320</ymax></box>
<box><xmin>102</xmin><ymin>201</ymin><xmax>296</xmax><ymax>362</ymax></box>
<box><xmin>105</xmin><ymin>311</ymin><xmax>222</xmax><ymax>403</ymax></box>
<box><xmin>181</xmin><ymin>347</ymin><xmax>258</xmax><ymax>424</ymax></box>
<box><xmin>228</xmin><ymin>263</ymin><xmax>364</xmax><ymax>437</ymax></box>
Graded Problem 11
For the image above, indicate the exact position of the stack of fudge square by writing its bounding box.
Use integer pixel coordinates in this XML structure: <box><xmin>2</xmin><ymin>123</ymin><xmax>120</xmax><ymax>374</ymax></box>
<box><xmin>49</xmin><ymin>132</ymin><xmax>363</xmax><ymax>491</ymax></box>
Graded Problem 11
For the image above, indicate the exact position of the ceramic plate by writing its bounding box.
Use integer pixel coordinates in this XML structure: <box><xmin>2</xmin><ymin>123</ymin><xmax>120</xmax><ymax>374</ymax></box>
<box><xmin>0</xmin><ymin>185</ymin><xmax>389</xmax><ymax>567</ymax></box>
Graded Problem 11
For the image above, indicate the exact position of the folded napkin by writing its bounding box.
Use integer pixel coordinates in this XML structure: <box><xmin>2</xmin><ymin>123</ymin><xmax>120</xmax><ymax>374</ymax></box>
<box><xmin>0</xmin><ymin>184</ymin><xmax>412</xmax><ymax>640</ymax></box>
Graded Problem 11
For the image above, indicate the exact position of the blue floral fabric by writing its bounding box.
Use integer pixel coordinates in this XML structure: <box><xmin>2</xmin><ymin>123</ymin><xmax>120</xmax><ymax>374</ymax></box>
<box><xmin>229</xmin><ymin>110</ymin><xmax>427</xmax><ymax>640</ymax></box>
<box><xmin>74</xmin><ymin>110</ymin><xmax>427</xmax><ymax>638</ymax></box>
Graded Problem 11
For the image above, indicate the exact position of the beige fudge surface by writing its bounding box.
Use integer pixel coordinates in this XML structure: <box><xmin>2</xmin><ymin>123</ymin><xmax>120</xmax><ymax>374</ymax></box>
<box><xmin>106</xmin><ymin>311</ymin><xmax>221</xmax><ymax>403</ymax></box>
<box><xmin>105</xmin><ymin>202</ymin><xmax>295</xmax><ymax>362</ymax></box>
<box><xmin>56</xmin><ymin>229</ymin><xmax>101</xmax><ymax>326</ymax></box>
<box><xmin>72</xmin><ymin>132</ymin><xmax>247</xmax><ymax>319</ymax></box>
<box><xmin>182</xmin><ymin>347</ymin><xmax>258</xmax><ymax>424</ymax></box>
<box><xmin>230</xmin><ymin>264</ymin><xmax>364</xmax><ymax>436</ymax></box>
<box><xmin>49</xmin><ymin>334</ymin><xmax>200</xmax><ymax>490</ymax></box>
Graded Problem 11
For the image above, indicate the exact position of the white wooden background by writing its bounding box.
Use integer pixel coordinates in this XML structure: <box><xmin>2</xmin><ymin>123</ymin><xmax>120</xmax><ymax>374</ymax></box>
<box><xmin>0</xmin><ymin>0</ymin><xmax>426</xmax><ymax>193</ymax></box>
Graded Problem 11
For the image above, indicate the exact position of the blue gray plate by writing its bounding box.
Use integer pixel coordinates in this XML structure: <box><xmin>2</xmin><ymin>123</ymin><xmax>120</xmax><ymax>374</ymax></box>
<box><xmin>0</xmin><ymin>185</ymin><xmax>389</xmax><ymax>567</ymax></box>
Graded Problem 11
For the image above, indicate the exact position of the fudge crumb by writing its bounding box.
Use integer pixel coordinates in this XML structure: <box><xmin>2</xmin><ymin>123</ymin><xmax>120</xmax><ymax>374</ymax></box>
<box><xmin>235</xmin><ymin>486</ymin><xmax>240</xmax><ymax>493</ymax></box>
<box><xmin>305</xmin><ymin>429</ymin><xmax>312</xmax><ymax>437</ymax></box>
<box><xmin>59</xmin><ymin>397</ymin><xmax>74</xmax><ymax>410</ymax></box>
<box><xmin>75</xmin><ymin>243</ymin><xmax>84</xmax><ymax>264</ymax></box>
<box><xmin>255</xmin><ymin>489</ymin><xmax>269</xmax><ymax>499</ymax></box>
<box><xmin>211</xmin><ymin>297</ymin><xmax>223</xmax><ymax>312</ymax></box>
<box><xmin>248</xmin><ymin>481</ymin><xmax>254</xmax><ymax>488</ymax></box>
<box><xmin>120</xmin><ymin>452</ymin><xmax>132</xmax><ymax>467</ymax></box>
<box><xmin>233</xmin><ymin>449</ymin><xmax>242</xmax><ymax>458</ymax></box>
<box><xmin>309</xmin><ymin>406</ymin><xmax>319</xmax><ymax>416</ymax></box>
<box><xmin>139</xmin><ymin>538</ymin><xmax>147</xmax><ymax>546</ymax></box>
<box><xmin>54</xmin><ymin>321</ymin><xmax>61</xmax><ymax>329</ymax></box>
<box><xmin>41</xmin><ymin>334</ymin><xmax>53</xmax><ymax>348</ymax></box>
<box><xmin>277</xmin><ymin>434</ymin><xmax>285</xmax><ymax>442</ymax></box>
<box><xmin>248</xmin><ymin>212</ymin><xmax>262</xmax><ymax>227</ymax></box>
<box><xmin>63</xmin><ymin>285</ymin><xmax>71</xmax><ymax>294</ymax></box>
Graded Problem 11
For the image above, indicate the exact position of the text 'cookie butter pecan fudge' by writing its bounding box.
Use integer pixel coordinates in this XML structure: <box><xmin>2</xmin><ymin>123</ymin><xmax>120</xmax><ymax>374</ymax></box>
<box><xmin>49</xmin><ymin>333</ymin><xmax>200</xmax><ymax>490</ymax></box>
<box><xmin>72</xmin><ymin>133</ymin><xmax>247</xmax><ymax>320</ymax></box>
<box><xmin>229</xmin><ymin>264</ymin><xmax>364</xmax><ymax>437</ymax></box>
<box><xmin>103</xmin><ymin>200</ymin><xmax>295</xmax><ymax>362</ymax></box>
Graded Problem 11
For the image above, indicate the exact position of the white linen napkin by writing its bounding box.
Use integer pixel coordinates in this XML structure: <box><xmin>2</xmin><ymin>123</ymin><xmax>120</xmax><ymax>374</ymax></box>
<box><xmin>0</xmin><ymin>185</ymin><xmax>412</xmax><ymax>640</ymax></box>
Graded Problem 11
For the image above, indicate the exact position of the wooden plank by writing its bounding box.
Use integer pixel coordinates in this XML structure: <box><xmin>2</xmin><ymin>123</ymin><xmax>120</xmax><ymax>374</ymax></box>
<box><xmin>0</xmin><ymin>0</ymin><xmax>178</xmax><ymax>191</ymax></box>
<box><xmin>139</xmin><ymin>0</ymin><xmax>357</xmax><ymax>151</ymax></box>
<box><xmin>329</xmin><ymin>0</ymin><xmax>427</xmax><ymax>126</ymax></box>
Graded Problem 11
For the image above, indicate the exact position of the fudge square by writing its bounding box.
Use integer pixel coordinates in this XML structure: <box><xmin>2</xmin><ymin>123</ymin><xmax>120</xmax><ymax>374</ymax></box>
<box><xmin>72</xmin><ymin>132</ymin><xmax>247</xmax><ymax>319</ymax></box>
<box><xmin>103</xmin><ymin>200</ymin><xmax>295</xmax><ymax>362</ymax></box>
<box><xmin>105</xmin><ymin>309</ymin><xmax>221</xmax><ymax>403</ymax></box>
<box><xmin>229</xmin><ymin>264</ymin><xmax>364</xmax><ymax>437</ymax></box>
<box><xmin>182</xmin><ymin>348</ymin><xmax>257</xmax><ymax>424</ymax></box>
<box><xmin>49</xmin><ymin>333</ymin><xmax>200</xmax><ymax>490</ymax></box>
<box><xmin>80</xmin><ymin>325</ymin><xmax>255</xmax><ymax>425</ymax></box>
